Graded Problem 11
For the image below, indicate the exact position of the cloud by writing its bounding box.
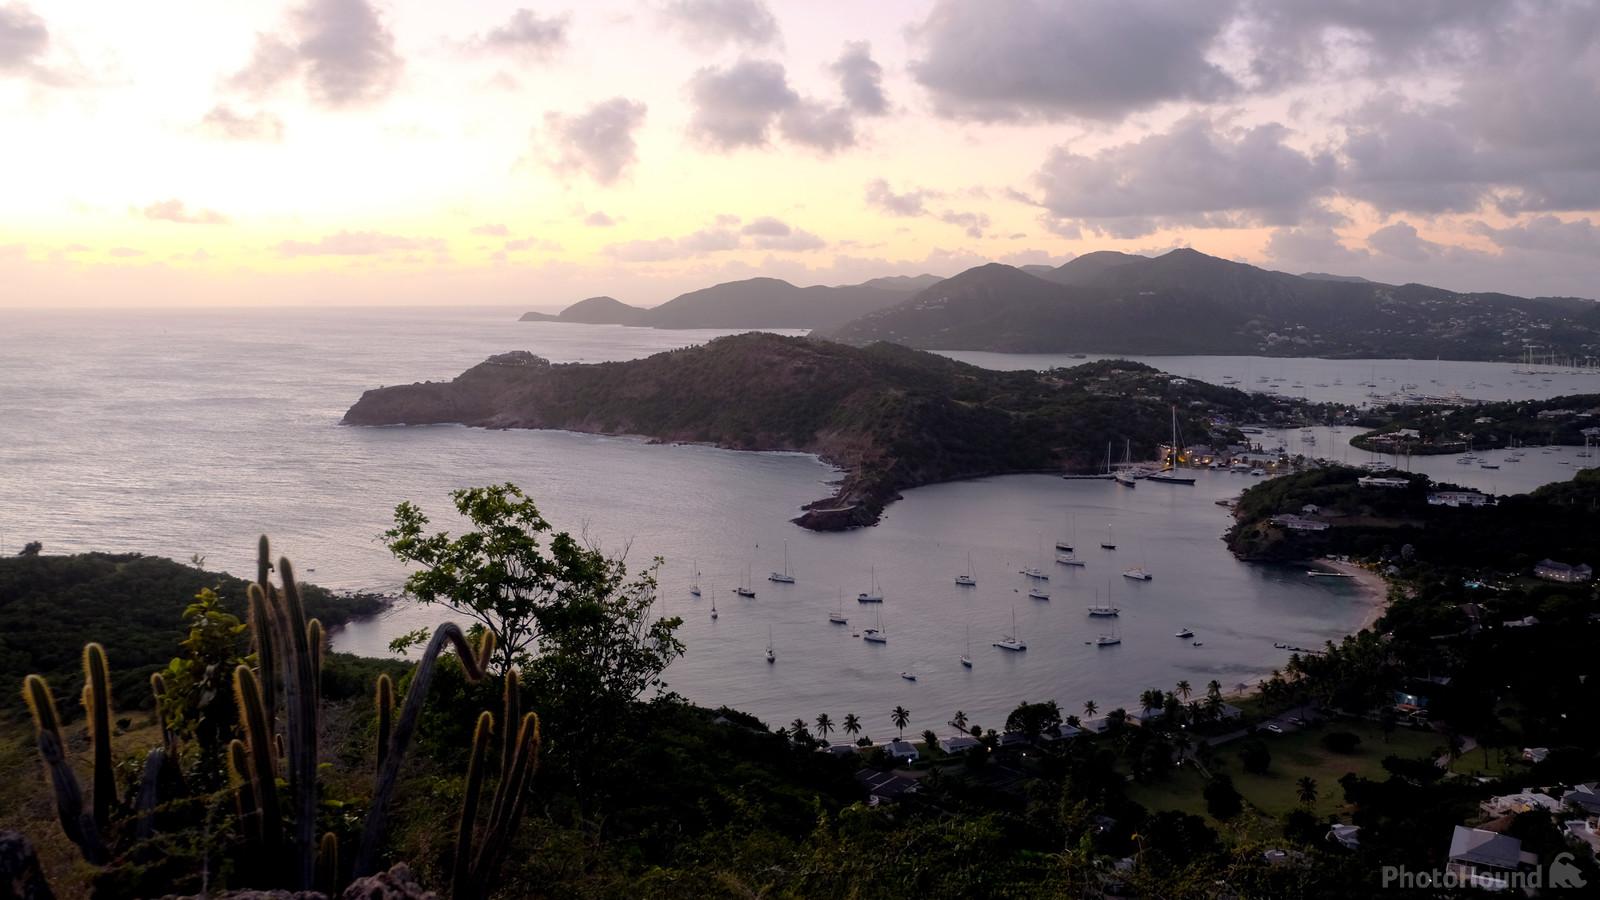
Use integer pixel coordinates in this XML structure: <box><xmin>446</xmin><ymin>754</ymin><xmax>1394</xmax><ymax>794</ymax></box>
<box><xmin>504</xmin><ymin>236</ymin><xmax>559</xmax><ymax>252</ymax></box>
<box><xmin>142</xmin><ymin>199</ymin><xmax>229</xmax><ymax>225</ymax></box>
<box><xmin>229</xmin><ymin>0</ymin><xmax>403</xmax><ymax>107</ymax></box>
<box><xmin>471</xmin><ymin>223</ymin><xmax>509</xmax><ymax>236</ymax></box>
<box><xmin>1262</xmin><ymin>225</ymin><xmax>1371</xmax><ymax>270</ymax></box>
<box><xmin>865</xmin><ymin>179</ymin><xmax>934</xmax><ymax>217</ymax></box>
<box><xmin>740</xmin><ymin>216</ymin><xmax>825</xmax><ymax>250</ymax></box>
<box><xmin>197</xmin><ymin>104</ymin><xmax>286</xmax><ymax>141</ymax></box>
<box><xmin>0</xmin><ymin>3</ymin><xmax>48</xmax><ymax>75</ymax></box>
<box><xmin>660</xmin><ymin>0</ymin><xmax>779</xmax><ymax>50</ymax></box>
<box><xmin>584</xmin><ymin>211</ymin><xmax>616</xmax><ymax>227</ymax></box>
<box><xmin>476</xmin><ymin>8</ymin><xmax>568</xmax><ymax>59</ymax></box>
<box><xmin>107</xmin><ymin>247</ymin><xmax>144</xmax><ymax>258</ymax></box>
<box><xmin>938</xmin><ymin>210</ymin><xmax>989</xmax><ymax>239</ymax></box>
<box><xmin>832</xmin><ymin>41</ymin><xmax>887</xmax><ymax>115</ymax></box>
<box><xmin>1034</xmin><ymin>115</ymin><xmax>1337</xmax><ymax>237</ymax></box>
<box><xmin>542</xmin><ymin>97</ymin><xmax>648</xmax><ymax>185</ymax></box>
<box><xmin>909</xmin><ymin>0</ymin><xmax>1237</xmax><ymax>122</ymax></box>
<box><xmin>686</xmin><ymin>59</ymin><xmax>797</xmax><ymax>149</ymax></box>
<box><xmin>1365</xmin><ymin>221</ymin><xmax>1442</xmax><ymax>262</ymax></box>
<box><xmin>277</xmin><ymin>230</ymin><xmax>445</xmax><ymax>257</ymax></box>
<box><xmin>776</xmin><ymin>100</ymin><xmax>854</xmax><ymax>152</ymax></box>
<box><xmin>604</xmin><ymin>227</ymin><xmax>741</xmax><ymax>262</ymax></box>
<box><xmin>1473</xmin><ymin>215</ymin><xmax>1600</xmax><ymax>258</ymax></box>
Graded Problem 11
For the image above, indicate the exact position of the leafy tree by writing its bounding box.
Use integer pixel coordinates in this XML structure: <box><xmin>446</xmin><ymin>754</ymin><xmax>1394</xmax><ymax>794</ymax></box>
<box><xmin>921</xmin><ymin>729</ymin><xmax>939</xmax><ymax>754</ymax></box>
<box><xmin>1240</xmin><ymin>738</ymin><xmax>1271</xmax><ymax>774</ymax></box>
<box><xmin>155</xmin><ymin>587</ymin><xmax>249</xmax><ymax>781</ymax></box>
<box><xmin>19</xmin><ymin>540</ymin><xmax>41</xmax><ymax>556</ymax></box>
<box><xmin>1204</xmin><ymin>774</ymin><xmax>1243</xmax><ymax>820</ymax></box>
<box><xmin>1005</xmin><ymin>700</ymin><xmax>1063</xmax><ymax>741</ymax></box>
<box><xmin>891</xmin><ymin>705</ymin><xmax>910</xmax><ymax>738</ymax></box>
<box><xmin>842</xmin><ymin>713</ymin><xmax>862</xmax><ymax>739</ymax></box>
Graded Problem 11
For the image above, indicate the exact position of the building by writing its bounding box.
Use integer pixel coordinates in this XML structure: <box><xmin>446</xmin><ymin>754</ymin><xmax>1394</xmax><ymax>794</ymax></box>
<box><xmin>1326</xmin><ymin>824</ymin><xmax>1361</xmax><ymax>850</ymax></box>
<box><xmin>1271</xmin><ymin>513</ymin><xmax>1330</xmax><ymax>532</ymax></box>
<box><xmin>1428</xmin><ymin>490</ymin><xmax>1491</xmax><ymax>508</ymax></box>
<box><xmin>1357</xmin><ymin>476</ymin><xmax>1410</xmax><ymax>488</ymax></box>
<box><xmin>1480</xmin><ymin>792</ymin><xmax>1562</xmax><ymax>818</ymax></box>
<box><xmin>1534</xmin><ymin>559</ymin><xmax>1594</xmax><ymax>583</ymax></box>
<box><xmin>1445</xmin><ymin>826</ymin><xmax>1536</xmax><ymax>891</ymax></box>
<box><xmin>855</xmin><ymin>769</ymin><xmax>918</xmax><ymax>805</ymax></box>
<box><xmin>1538</xmin><ymin>409</ymin><xmax>1576</xmax><ymax>420</ymax></box>
<box><xmin>884</xmin><ymin>739</ymin><xmax>920</xmax><ymax>762</ymax></box>
<box><xmin>1522</xmin><ymin>747</ymin><xmax>1551</xmax><ymax>764</ymax></box>
<box><xmin>938</xmin><ymin>734</ymin><xmax>981</xmax><ymax>755</ymax></box>
<box><xmin>1564</xmin><ymin>784</ymin><xmax>1600</xmax><ymax>816</ymax></box>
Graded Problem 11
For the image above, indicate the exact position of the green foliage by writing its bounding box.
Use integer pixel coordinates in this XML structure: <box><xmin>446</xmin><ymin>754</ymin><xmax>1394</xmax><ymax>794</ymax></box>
<box><xmin>1203</xmin><ymin>773</ymin><xmax>1243</xmax><ymax>821</ymax></box>
<box><xmin>1239</xmin><ymin>738</ymin><xmax>1272</xmax><ymax>774</ymax></box>
<box><xmin>1004</xmin><ymin>700</ymin><xmax>1064</xmax><ymax>740</ymax></box>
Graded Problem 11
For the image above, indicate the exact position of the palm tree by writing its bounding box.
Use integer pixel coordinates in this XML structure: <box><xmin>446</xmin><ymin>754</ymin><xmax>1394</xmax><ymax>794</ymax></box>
<box><xmin>921</xmin><ymin>729</ymin><xmax>939</xmax><ymax>753</ymax></box>
<box><xmin>1296</xmin><ymin>776</ymin><xmax>1318</xmax><ymax>807</ymax></box>
<box><xmin>951</xmin><ymin>710</ymin><xmax>968</xmax><ymax>732</ymax></box>
<box><xmin>838</xmin><ymin>711</ymin><xmax>864</xmax><ymax>739</ymax></box>
<box><xmin>891</xmin><ymin>705</ymin><xmax>911</xmax><ymax>738</ymax></box>
<box><xmin>1083</xmin><ymin>699</ymin><xmax>1098</xmax><ymax>719</ymax></box>
<box><xmin>790</xmin><ymin>718</ymin><xmax>811</xmax><ymax>742</ymax></box>
<box><xmin>1175</xmin><ymin>680</ymin><xmax>1192</xmax><ymax>702</ymax></box>
<box><xmin>815</xmin><ymin>713</ymin><xmax>834</xmax><ymax>743</ymax></box>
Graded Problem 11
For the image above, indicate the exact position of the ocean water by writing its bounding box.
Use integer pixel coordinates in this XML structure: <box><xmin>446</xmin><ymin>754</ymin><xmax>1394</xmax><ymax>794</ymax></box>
<box><xmin>0</xmin><ymin>308</ymin><xmax>1579</xmax><ymax>733</ymax></box>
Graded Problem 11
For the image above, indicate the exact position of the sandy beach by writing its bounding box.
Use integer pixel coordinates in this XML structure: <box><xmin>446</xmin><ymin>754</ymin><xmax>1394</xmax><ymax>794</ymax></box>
<box><xmin>1312</xmin><ymin>557</ymin><xmax>1392</xmax><ymax>631</ymax></box>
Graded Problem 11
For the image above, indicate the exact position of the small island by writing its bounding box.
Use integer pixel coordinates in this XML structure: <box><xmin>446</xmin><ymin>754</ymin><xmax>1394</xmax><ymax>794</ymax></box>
<box><xmin>343</xmin><ymin>333</ymin><xmax>1323</xmax><ymax>529</ymax></box>
<box><xmin>1351</xmin><ymin>393</ymin><xmax>1600</xmax><ymax>455</ymax></box>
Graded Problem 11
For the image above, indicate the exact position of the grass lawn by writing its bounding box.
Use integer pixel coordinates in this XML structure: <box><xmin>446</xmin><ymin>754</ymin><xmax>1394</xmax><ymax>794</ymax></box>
<box><xmin>1125</xmin><ymin>720</ymin><xmax>1444</xmax><ymax>827</ymax></box>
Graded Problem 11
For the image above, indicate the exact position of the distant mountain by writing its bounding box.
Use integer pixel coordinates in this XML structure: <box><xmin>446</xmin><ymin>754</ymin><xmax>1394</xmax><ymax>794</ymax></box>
<box><xmin>520</xmin><ymin>276</ymin><xmax>924</xmax><ymax>331</ymax></box>
<box><xmin>343</xmin><ymin>334</ymin><xmax>1313</xmax><ymax>529</ymax></box>
<box><xmin>824</xmin><ymin>248</ymin><xmax>1600</xmax><ymax>360</ymax></box>
<box><xmin>519</xmin><ymin>296</ymin><xmax>648</xmax><ymax>325</ymax></box>
<box><xmin>1299</xmin><ymin>272</ymin><xmax>1375</xmax><ymax>284</ymax></box>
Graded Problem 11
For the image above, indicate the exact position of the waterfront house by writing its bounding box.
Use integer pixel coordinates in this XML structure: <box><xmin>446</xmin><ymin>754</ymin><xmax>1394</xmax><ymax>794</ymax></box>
<box><xmin>884</xmin><ymin>739</ymin><xmax>920</xmax><ymax>763</ymax></box>
<box><xmin>1326</xmin><ymin>824</ymin><xmax>1361</xmax><ymax>850</ymax></box>
<box><xmin>1564</xmin><ymin>784</ymin><xmax>1600</xmax><ymax>816</ymax></box>
<box><xmin>1523</xmin><ymin>747</ymin><xmax>1551</xmax><ymax>763</ymax></box>
<box><xmin>1271</xmin><ymin>513</ymin><xmax>1329</xmax><ymax>532</ymax></box>
<box><xmin>938</xmin><ymin>735</ymin><xmax>981</xmax><ymax>755</ymax></box>
<box><xmin>1534</xmin><ymin>559</ymin><xmax>1593</xmax><ymax>583</ymax></box>
<box><xmin>1428</xmin><ymin>490</ymin><xmax>1491</xmax><ymax>507</ymax></box>
<box><xmin>1357</xmin><ymin>475</ymin><xmax>1410</xmax><ymax>488</ymax></box>
<box><xmin>1480</xmin><ymin>792</ymin><xmax>1562</xmax><ymax>818</ymax></box>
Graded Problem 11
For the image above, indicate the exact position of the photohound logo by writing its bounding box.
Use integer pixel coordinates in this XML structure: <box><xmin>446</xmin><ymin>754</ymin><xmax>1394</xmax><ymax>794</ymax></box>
<box><xmin>1381</xmin><ymin>852</ymin><xmax>1589</xmax><ymax>890</ymax></box>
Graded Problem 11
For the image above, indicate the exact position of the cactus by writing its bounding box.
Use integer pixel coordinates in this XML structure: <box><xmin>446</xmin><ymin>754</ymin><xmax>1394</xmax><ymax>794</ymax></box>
<box><xmin>451</xmin><ymin>711</ymin><xmax>494</xmax><ymax>900</ymax></box>
<box><xmin>248</xmin><ymin>584</ymin><xmax>278</xmax><ymax>725</ymax></box>
<box><xmin>467</xmin><ymin>711</ymin><xmax>541</xmax><ymax>898</ymax></box>
<box><xmin>22</xmin><ymin>674</ymin><xmax>109</xmax><ymax>864</ymax></box>
<box><xmin>150</xmin><ymin>672</ymin><xmax>173</xmax><ymax>751</ymax></box>
<box><xmin>232</xmin><ymin>664</ymin><xmax>282</xmax><ymax>858</ymax></box>
<box><xmin>374</xmin><ymin>674</ymin><xmax>395</xmax><ymax>769</ymax></box>
<box><xmin>226</xmin><ymin>738</ymin><xmax>259</xmax><ymax>845</ymax></box>
<box><xmin>135</xmin><ymin>747</ymin><xmax>166</xmax><ymax>840</ymax></box>
<box><xmin>263</xmin><ymin>556</ymin><xmax>319</xmax><ymax>890</ymax></box>
<box><xmin>306</xmin><ymin>617</ymin><xmax>324</xmax><ymax>712</ymax></box>
<box><xmin>484</xmin><ymin>669</ymin><xmax>520</xmax><ymax>835</ymax></box>
<box><xmin>316</xmin><ymin>832</ymin><xmax>340</xmax><ymax>896</ymax></box>
<box><xmin>82</xmin><ymin>642</ymin><xmax>115</xmax><ymax>830</ymax></box>
<box><xmin>354</xmin><ymin>622</ymin><xmax>488</xmax><ymax>877</ymax></box>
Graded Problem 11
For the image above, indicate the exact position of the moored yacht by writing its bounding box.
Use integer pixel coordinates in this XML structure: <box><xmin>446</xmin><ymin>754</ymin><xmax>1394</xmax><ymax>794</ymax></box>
<box><xmin>1122</xmin><ymin>567</ymin><xmax>1152</xmax><ymax>581</ymax></box>
<box><xmin>767</xmin><ymin>541</ymin><xmax>796</xmax><ymax>584</ymax></box>
<box><xmin>857</xmin><ymin>565</ymin><xmax>884</xmax><ymax>603</ymax></box>
<box><xmin>828</xmin><ymin>589</ymin><xmax>848</xmax><ymax>625</ymax></box>
<box><xmin>992</xmin><ymin>609</ymin><xmax>1026</xmax><ymax>651</ymax></box>
<box><xmin>1174</xmin><ymin>627</ymin><xmax>1195</xmax><ymax>639</ymax></box>
<box><xmin>1027</xmin><ymin>585</ymin><xmax>1050</xmax><ymax>600</ymax></box>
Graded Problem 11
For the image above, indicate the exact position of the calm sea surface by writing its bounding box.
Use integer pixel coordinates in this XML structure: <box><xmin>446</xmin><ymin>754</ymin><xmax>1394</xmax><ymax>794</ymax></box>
<box><xmin>2</xmin><ymin>308</ymin><xmax>1587</xmax><ymax>733</ymax></box>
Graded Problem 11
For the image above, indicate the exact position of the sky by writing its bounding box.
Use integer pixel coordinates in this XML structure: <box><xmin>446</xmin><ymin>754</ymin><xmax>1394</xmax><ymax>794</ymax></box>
<box><xmin>3</xmin><ymin>0</ymin><xmax>1600</xmax><ymax>307</ymax></box>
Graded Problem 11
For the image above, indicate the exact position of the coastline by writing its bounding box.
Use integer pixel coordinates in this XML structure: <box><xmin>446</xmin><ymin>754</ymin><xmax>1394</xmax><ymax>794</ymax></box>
<box><xmin>1311</xmin><ymin>557</ymin><xmax>1392</xmax><ymax>631</ymax></box>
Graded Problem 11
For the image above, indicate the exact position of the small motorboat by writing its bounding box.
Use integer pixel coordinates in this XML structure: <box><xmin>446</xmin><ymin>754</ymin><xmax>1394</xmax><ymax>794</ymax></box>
<box><xmin>1027</xmin><ymin>586</ymin><xmax>1050</xmax><ymax>601</ymax></box>
<box><xmin>899</xmin><ymin>671</ymin><xmax>917</xmax><ymax>681</ymax></box>
<box><xmin>1175</xmin><ymin>627</ymin><xmax>1194</xmax><ymax>638</ymax></box>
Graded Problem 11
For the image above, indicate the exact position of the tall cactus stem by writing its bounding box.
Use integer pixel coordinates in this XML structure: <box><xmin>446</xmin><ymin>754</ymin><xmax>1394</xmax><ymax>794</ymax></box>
<box><xmin>354</xmin><ymin>621</ymin><xmax>486</xmax><ymax>876</ymax></box>
<box><xmin>82</xmin><ymin>643</ymin><xmax>115</xmax><ymax>831</ymax></box>
<box><xmin>22</xmin><ymin>674</ymin><xmax>109</xmax><ymax>864</ymax></box>
<box><xmin>451</xmin><ymin>711</ymin><xmax>494</xmax><ymax>900</ymax></box>
<box><xmin>316</xmin><ymin>832</ymin><xmax>340</xmax><ymax>896</ymax></box>
<box><xmin>374</xmin><ymin>674</ymin><xmax>394</xmax><ymax>769</ymax></box>
<box><xmin>248</xmin><ymin>583</ymin><xmax>278</xmax><ymax>726</ymax></box>
<box><xmin>232</xmin><ymin>665</ymin><xmax>282</xmax><ymax>858</ymax></box>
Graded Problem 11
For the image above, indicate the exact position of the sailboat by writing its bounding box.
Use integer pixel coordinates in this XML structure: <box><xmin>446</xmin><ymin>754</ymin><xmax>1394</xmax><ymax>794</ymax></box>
<box><xmin>766</xmin><ymin>627</ymin><xmax>775</xmax><ymax>664</ymax></box>
<box><xmin>992</xmin><ymin>608</ymin><xmax>1026</xmax><ymax>651</ymax></box>
<box><xmin>862</xmin><ymin>608</ymin><xmax>887</xmax><ymax>643</ymax></box>
<box><xmin>1054</xmin><ymin>514</ymin><xmax>1074</xmax><ymax>552</ymax></box>
<box><xmin>1147</xmin><ymin>405</ymin><xmax>1197</xmax><ymax>485</ymax></box>
<box><xmin>1019</xmin><ymin>538</ymin><xmax>1048</xmax><ymax>579</ymax></box>
<box><xmin>961</xmin><ymin>624</ymin><xmax>974</xmax><ymax>667</ymax></box>
<box><xmin>710</xmin><ymin>591</ymin><xmax>718</xmax><ymax>620</ymax></box>
<box><xmin>1056</xmin><ymin>552</ymin><xmax>1086</xmax><ymax>567</ymax></box>
<box><xmin>1095</xmin><ymin>618</ymin><xmax>1122</xmax><ymax>647</ymax></box>
<box><xmin>955</xmin><ymin>552</ymin><xmax>976</xmax><ymax>587</ymax></box>
<box><xmin>1122</xmin><ymin>545</ymin><xmax>1153</xmax><ymax>581</ymax></box>
<box><xmin>857</xmin><ymin>565</ymin><xmax>884</xmax><ymax>603</ymax></box>
<box><xmin>1086</xmin><ymin>585</ymin><xmax>1120</xmax><ymax>617</ymax></box>
<box><xmin>829</xmin><ymin>588</ymin><xmax>848</xmax><ymax>625</ymax></box>
<box><xmin>1028</xmin><ymin>584</ymin><xmax>1050</xmax><ymax>600</ymax></box>
<box><xmin>1100</xmin><ymin>524</ymin><xmax>1117</xmax><ymax>550</ymax></box>
<box><xmin>734</xmin><ymin>565</ymin><xmax>756</xmax><ymax>598</ymax></box>
<box><xmin>1113</xmin><ymin>438</ymin><xmax>1138</xmax><ymax>487</ymax></box>
<box><xmin>767</xmin><ymin>541</ymin><xmax>796</xmax><ymax>584</ymax></box>
<box><xmin>689</xmin><ymin>560</ymin><xmax>701</xmax><ymax>597</ymax></box>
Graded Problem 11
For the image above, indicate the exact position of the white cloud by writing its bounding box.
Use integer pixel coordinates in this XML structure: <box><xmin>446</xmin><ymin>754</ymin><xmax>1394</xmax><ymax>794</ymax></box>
<box><xmin>229</xmin><ymin>0</ymin><xmax>403</xmax><ymax>108</ymax></box>
<box><xmin>543</xmin><ymin>97</ymin><xmax>648</xmax><ymax>184</ymax></box>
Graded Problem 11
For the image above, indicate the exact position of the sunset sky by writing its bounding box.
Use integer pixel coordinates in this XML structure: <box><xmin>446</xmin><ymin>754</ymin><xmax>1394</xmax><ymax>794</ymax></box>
<box><xmin>4</xmin><ymin>0</ymin><xmax>1600</xmax><ymax>307</ymax></box>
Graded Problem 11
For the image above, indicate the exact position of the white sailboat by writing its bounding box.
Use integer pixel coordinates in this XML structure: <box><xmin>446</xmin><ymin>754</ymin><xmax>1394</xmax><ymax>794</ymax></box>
<box><xmin>857</xmin><ymin>565</ymin><xmax>884</xmax><ymax>603</ymax></box>
<box><xmin>1055</xmin><ymin>514</ymin><xmax>1075</xmax><ymax>552</ymax></box>
<box><xmin>1086</xmin><ymin>586</ymin><xmax>1120</xmax><ymax>617</ymax></box>
<box><xmin>1174</xmin><ymin>627</ymin><xmax>1195</xmax><ymax>639</ymax></box>
<box><xmin>862</xmin><ymin>607</ymin><xmax>887</xmax><ymax>643</ymax></box>
<box><xmin>767</xmin><ymin>541</ymin><xmax>796</xmax><ymax>584</ymax></box>
<box><xmin>1122</xmin><ymin>546</ymin><xmax>1153</xmax><ymax>581</ymax></box>
<box><xmin>1019</xmin><ymin>538</ymin><xmax>1048</xmax><ymax>579</ymax></box>
<box><xmin>828</xmin><ymin>588</ymin><xmax>848</xmax><ymax>625</ymax></box>
<box><xmin>710</xmin><ymin>591</ymin><xmax>718</xmax><ymax>620</ymax></box>
<box><xmin>1095</xmin><ymin>620</ymin><xmax>1122</xmax><ymax>647</ymax></box>
<box><xmin>689</xmin><ymin>560</ymin><xmax>701</xmax><ymax>597</ymax></box>
<box><xmin>766</xmin><ymin>627</ymin><xmax>775</xmax><ymax>664</ymax></box>
<box><xmin>1027</xmin><ymin>584</ymin><xmax>1050</xmax><ymax>601</ymax></box>
<box><xmin>1056</xmin><ymin>552</ymin><xmax>1086</xmax><ymax>567</ymax></box>
<box><xmin>734</xmin><ymin>565</ymin><xmax>756</xmax><ymax>598</ymax></box>
<box><xmin>1100</xmin><ymin>524</ymin><xmax>1117</xmax><ymax>550</ymax></box>
<box><xmin>961</xmin><ymin>624</ymin><xmax>974</xmax><ymax>667</ymax></box>
<box><xmin>992</xmin><ymin>608</ymin><xmax>1026</xmax><ymax>651</ymax></box>
<box><xmin>955</xmin><ymin>552</ymin><xmax>976</xmax><ymax>587</ymax></box>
